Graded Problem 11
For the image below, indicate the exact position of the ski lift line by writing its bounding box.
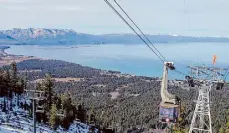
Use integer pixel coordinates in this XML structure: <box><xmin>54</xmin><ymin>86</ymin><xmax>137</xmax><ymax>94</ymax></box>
<box><xmin>174</xmin><ymin>68</ymin><xmax>199</xmax><ymax>80</ymax></box>
<box><xmin>201</xmin><ymin>71</ymin><xmax>213</xmax><ymax>83</ymax></box>
<box><xmin>113</xmin><ymin>0</ymin><xmax>167</xmax><ymax>62</ymax></box>
<box><xmin>104</xmin><ymin>0</ymin><xmax>165</xmax><ymax>63</ymax></box>
<box><xmin>223</xmin><ymin>67</ymin><xmax>229</xmax><ymax>80</ymax></box>
<box><xmin>225</xmin><ymin>73</ymin><xmax>229</xmax><ymax>80</ymax></box>
<box><xmin>174</xmin><ymin>69</ymin><xmax>189</xmax><ymax>77</ymax></box>
<box><xmin>208</xmin><ymin>68</ymin><xmax>225</xmax><ymax>77</ymax></box>
<box><xmin>188</xmin><ymin>66</ymin><xmax>224</xmax><ymax>77</ymax></box>
<box><xmin>224</xmin><ymin>71</ymin><xmax>229</xmax><ymax>81</ymax></box>
<box><xmin>104</xmin><ymin>0</ymin><xmax>193</xmax><ymax>79</ymax></box>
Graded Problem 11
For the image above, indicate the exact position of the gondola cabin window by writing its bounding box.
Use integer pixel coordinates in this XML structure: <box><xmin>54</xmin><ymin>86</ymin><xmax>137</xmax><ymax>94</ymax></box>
<box><xmin>159</xmin><ymin>104</ymin><xmax>179</xmax><ymax>123</ymax></box>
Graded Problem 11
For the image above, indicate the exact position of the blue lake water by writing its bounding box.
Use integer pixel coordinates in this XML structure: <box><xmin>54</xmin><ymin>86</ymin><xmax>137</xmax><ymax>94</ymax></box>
<box><xmin>5</xmin><ymin>43</ymin><xmax>229</xmax><ymax>79</ymax></box>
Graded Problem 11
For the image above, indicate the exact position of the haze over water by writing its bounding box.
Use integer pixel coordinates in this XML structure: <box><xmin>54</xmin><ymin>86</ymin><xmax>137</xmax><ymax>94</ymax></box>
<box><xmin>6</xmin><ymin>43</ymin><xmax>229</xmax><ymax>79</ymax></box>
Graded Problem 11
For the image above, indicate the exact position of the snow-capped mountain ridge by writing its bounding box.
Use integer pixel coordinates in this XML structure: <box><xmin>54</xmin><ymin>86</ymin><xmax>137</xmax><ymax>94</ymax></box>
<box><xmin>2</xmin><ymin>28</ymin><xmax>82</xmax><ymax>41</ymax></box>
<box><xmin>0</xmin><ymin>31</ymin><xmax>14</xmax><ymax>40</ymax></box>
<box><xmin>1</xmin><ymin>28</ymin><xmax>229</xmax><ymax>45</ymax></box>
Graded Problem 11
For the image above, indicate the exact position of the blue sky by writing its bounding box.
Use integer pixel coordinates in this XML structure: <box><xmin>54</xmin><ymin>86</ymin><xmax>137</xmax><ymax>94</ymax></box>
<box><xmin>0</xmin><ymin>0</ymin><xmax>229</xmax><ymax>36</ymax></box>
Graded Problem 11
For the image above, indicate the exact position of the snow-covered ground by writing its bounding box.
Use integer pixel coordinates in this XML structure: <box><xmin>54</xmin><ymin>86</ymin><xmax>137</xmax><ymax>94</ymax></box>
<box><xmin>0</xmin><ymin>96</ymin><xmax>96</xmax><ymax>133</ymax></box>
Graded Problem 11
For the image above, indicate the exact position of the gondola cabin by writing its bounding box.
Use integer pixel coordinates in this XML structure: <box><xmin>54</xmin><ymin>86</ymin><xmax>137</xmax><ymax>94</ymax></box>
<box><xmin>212</xmin><ymin>80</ymin><xmax>225</xmax><ymax>90</ymax></box>
<box><xmin>216</xmin><ymin>81</ymin><xmax>224</xmax><ymax>90</ymax></box>
<box><xmin>159</xmin><ymin>102</ymin><xmax>179</xmax><ymax>123</ymax></box>
<box><xmin>185</xmin><ymin>76</ymin><xmax>195</xmax><ymax>87</ymax></box>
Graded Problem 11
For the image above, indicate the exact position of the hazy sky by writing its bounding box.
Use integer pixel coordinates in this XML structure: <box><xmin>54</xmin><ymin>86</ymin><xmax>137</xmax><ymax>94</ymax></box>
<box><xmin>1</xmin><ymin>0</ymin><xmax>229</xmax><ymax>36</ymax></box>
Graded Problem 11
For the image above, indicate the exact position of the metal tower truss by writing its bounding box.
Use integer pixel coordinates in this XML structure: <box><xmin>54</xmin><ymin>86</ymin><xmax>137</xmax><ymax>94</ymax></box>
<box><xmin>188</xmin><ymin>66</ymin><xmax>209</xmax><ymax>81</ymax></box>
<box><xmin>189</xmin><ymin>85</ymin><xmax>212</xmax><ymax>133</ymax></box>
<box><xmin>210</xmin><ymin>67</ymin><xmax>227</xmax><ymax>81</ymax></box>
<box><xmin>188</xmin><ymin>65</ymin><xmax>228</xmax><ymax>133</ymax></box>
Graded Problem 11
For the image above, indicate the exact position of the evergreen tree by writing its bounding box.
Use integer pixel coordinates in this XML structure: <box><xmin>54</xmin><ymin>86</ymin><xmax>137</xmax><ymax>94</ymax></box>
<box><xmin>2</xmin><ymin>98</ymin><xmax>6</xmax><ymax>112</ymax></box>
<box><xmin>4</xmin><ymin>69</ymin><xmax>12</xmax><ymax>98</ymax></box>
<box><xmin>77</xmin><ymin>104</ymin><xmax>87</xmax><ymax>123</ymax></box>
<box><xmin>5</xmin><ymin>70</ymin><xmax>10</xmax><ymax>97</ymax></box>
<box><xmin>43</xmin><ymin>73</ymin><xmax>54</xmax><ymax>109</ymax></box>
<box><xmin>6</xmin><ymin>69</ymin><xmax>10</xmax><ymax>87</ymax></box>
<box><xmin>49</xmin><ymin>103</ymin><xmax>57</xmax><ymax>129</ymax></box>
<box><xmin>88</xmin><ymin>104</ymin><xmax>95</xmax><ymax>124</ymax></box>
<box><xmin>60</xmin><ymin>93</ymin><xmax>76</xmax><ymax>130</ymax></box>
<box><xmin>10</xmin><ymin>61</ymin><xmax>18</xmax><ymax>90</ymax></box>
<box><xmin>60</xmin><ymin>93</ymin><xmax>77</xmax><ymax>129</ymax></box>
<box><xmin>54</xmin><ymin>95</ymin><xmax>62</xmax><ymax>110</ymax></box>
<box><xmin>0</xmin><ymin>70</ymin><xmax>8</xmax><ymax>96</ymax></box>
<box><xmin>19</xmin><ymin>78</ymin><xmax>24</xmax><ymax>94</ymax></box>
<box><xmin>219</xmin><ymin>126</ymin><xmax>225</xmax><ymax>133</ymax></box>
<box><xmin>219</xmin><ymin>109</ymin><xmax>229</xmax><ymax>133</ymax></box>
<box><xmin>173</xmin><ymin>104</ymin><xmax>188</xmax><ymax>133</ymax></box>
<box><xmin>35</xmin><ymin>82</ymin><xmax>43</xmax><ymax>91</ymax></box>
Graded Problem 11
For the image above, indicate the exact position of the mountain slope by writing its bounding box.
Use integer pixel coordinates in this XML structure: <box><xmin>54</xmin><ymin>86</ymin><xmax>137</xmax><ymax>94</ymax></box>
<box><xmin>2</xmin><ymin>28</ymin><xmax>229</xmax><ymax>45</ymax></box>
<box><xmin>2</xmin><ymin>28</ymin><xmax>101</xmax><ymax>45</ymax></box>
<box><xmin>0</xmin><ymin>31</ymin><xmax>17</xmax><ymax>44</ymax></box>
<box><xmin>0</xmin><ymin>31</ymin><xmax>13</xmax><ymax>39</ymax></box>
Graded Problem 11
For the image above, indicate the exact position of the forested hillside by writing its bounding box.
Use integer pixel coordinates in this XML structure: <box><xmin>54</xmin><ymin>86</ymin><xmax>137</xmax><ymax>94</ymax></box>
<box><xmin>1</xmin><ymin>59</ymin><xmax>229</xmax><ymax>133</ymax></box>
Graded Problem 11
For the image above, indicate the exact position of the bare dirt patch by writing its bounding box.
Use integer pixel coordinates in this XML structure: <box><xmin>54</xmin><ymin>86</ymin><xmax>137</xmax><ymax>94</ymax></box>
<box><xmin>0</xmin><ymin>55</ymin><xmax>39</xmax><ymax>66</ymax></box>
<box><xmin>32</xmin><ymin>78</ymin><xmax>84</xmax><ymax>83</ymax></box>
<box><xmin>91</xmin><ymin>84</ymin><xmax>106</xmax><ymax>88</ymax></box>
<box><xmin>110</xmin><ymin>91</ymin><xmax>120</xmax><ymax>99</ymax></box>
<box><xmin>53</xmin><ymin>78</ymin><xmax>84</xmax><ymax>82</ymax></box>
<box><xmin>19</xmin><ymin>69</ymin><xmax>42</xmax><ymax>73</ymax></box>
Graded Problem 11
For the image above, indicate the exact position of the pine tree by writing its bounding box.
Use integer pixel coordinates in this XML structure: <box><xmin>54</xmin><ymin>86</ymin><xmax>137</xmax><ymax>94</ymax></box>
<box><xmin>54</xmin><ymin>95</ymin><xmax>62</xmax><ymax>110</ymax></box>
<box><xmin>6</xmin><ymin>69</ymin><xmax>10</xmax><ymax>83</ymax></box>
<box><xmin>219</xmin><ymin>126</ymin><xmax>225</xmax><ymax>133</ymax></box>
<box><xmin>35</xmin><ymin>82</ymin><xmax>43</xmax><ymax>91</ymax></box>
<box><xmin>19</xmin><ymin>78</ymin><xmax>24</xmax><ymax>94</ymax></box>
<box><xmin>77</xmin><ymin>104</ymin><xmax>87</xmax><ymax>123</ymax></box>
<box><xmin>49</xmin><ymin>103</ymin><xmax>57</xmax><ymax>129</ymax></box>
<box><xmin>5</xmin><ymin>70</ymin><xmax>10</xmax><ymax>97</ymax></box>
<box><xmin>88</xmin><ymin>104</ymin><xmax>95</xmax><ymax>124</ymax></box>
<box><xmin>220</xmin><ymin>109</ymin><xmax>229</xmax><ymax>133</ymax></box>
<box><xmin>43</xmin><ymin>73</ymin><xmax>54</xmax><ymax>110</ymax></box>
<box><xmin>10</xmin><ymin>62</ymin><xmax>18</xmax><ymax>90</ymax></box>
<box><xmin>6</xmin><ymin>69</ymin><xmax>12</xmax><ymax>98</ymax></box>
<box><xmin>173</xmin><ymin>104</ymin><xmax>188</xmax><ymax>133</ymax></box>
<box><xmin>0</xmin><ymin>70</ymin><xmax>7</xmax><ymax>96</ymax></box>
<box><xmin>2</xmin><ymin>98</ymin><xmax>6</xmax><ymax>112</ymax></box>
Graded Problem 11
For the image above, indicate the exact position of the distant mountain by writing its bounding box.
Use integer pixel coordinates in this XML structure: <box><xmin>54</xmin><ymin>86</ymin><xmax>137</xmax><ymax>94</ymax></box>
<box><xmin>1</xmin><ymin>28</ymin><xmax>229</xmax><ymax>45</ymax></box>
<box><xmin>1</xmin><ymin>28</ymin><xmax>101</xmax><ymax>45</ymax></box>
<box><xmin>0</xmin><ymin>31</ymin><xmax>17</xmax><ymax>44</ymax></box>
<box><xmin>0</xmin><ymin>31</ymin><xmax>11</xmax><ymax>39</ymax></box>
<box><xmin>98</xmin><ymin>34</ymin><xmax>229</xmax><ymax>44</ymax></box>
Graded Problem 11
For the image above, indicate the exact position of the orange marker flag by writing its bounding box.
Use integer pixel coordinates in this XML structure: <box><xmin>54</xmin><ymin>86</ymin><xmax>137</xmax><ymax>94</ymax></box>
<box><xmin>213</xmin><ymin>55</ymin><xmax>217</xmax><ymax>65</ymax></box>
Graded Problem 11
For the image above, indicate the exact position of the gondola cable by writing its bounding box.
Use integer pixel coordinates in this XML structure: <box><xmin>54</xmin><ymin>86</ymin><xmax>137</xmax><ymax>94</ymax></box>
<box><xmin>113</xmin><ymin>0</ymin><xmax>167</xmax><ymax>62</ymax></box>
<box><xmin>104</xmin><ymin>0</ymin><xmax>193</xmax><ymax>79</ymax></box>
<box><xmin>223</xmin><ymin>67</ymin><xmax>229</xmax><ymax>81</ymax></box>
<box><xmin>104</xmin><ymin>0</ymin><xmax>165</xmax><ymax>63</ymax></box>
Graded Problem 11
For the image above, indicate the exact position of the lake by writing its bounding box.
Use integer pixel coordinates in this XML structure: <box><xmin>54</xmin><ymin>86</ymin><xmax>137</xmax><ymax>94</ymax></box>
<box><xmin>5</xmin><ymin>43</ymin><xmax>229</xmax><ymax>79</ymax></box>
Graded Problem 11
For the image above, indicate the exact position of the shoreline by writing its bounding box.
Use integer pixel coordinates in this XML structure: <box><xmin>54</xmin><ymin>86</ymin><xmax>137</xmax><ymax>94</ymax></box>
<box><xmin>0</xmin><ymin>46</ymin><xmax>40</xmax><ymax>66</ymax></box>
<box><xmin>0</xmin><ymin>46</ymin><xmax>147</xmax><ymax>79</ymax></box>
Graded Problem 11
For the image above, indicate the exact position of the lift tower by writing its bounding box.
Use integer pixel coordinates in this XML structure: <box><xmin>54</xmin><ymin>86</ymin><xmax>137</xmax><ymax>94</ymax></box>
<box><xmin>25</xmin><ymin>89</ymin><xmax>46</xmax><ymax>133</ymax></box>
<box><xmin>189</xmin><ymin>84</ymin><xmax>212</xmax><ymax>133</ymax></box>
<box><xmin>188</xmin><ymin>65</ymin><xmax>226</xmax><ymax>133</ymax></box>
